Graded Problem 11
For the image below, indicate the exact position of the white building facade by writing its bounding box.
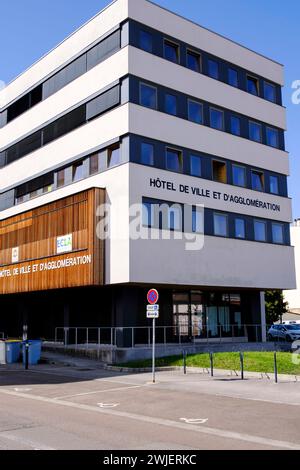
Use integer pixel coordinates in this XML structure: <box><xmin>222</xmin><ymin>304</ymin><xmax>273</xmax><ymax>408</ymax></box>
<box><xmin>0</xmin><ymin>0</ymin><xmax>296</xmax><ymax>345</ymax></box>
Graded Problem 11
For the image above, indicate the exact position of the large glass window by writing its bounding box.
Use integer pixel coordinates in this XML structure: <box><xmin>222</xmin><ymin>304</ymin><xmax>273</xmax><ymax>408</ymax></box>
<box><xmin>232</xmin><ymin>165</ymin><xmax>246</xmax><ymax>187</ymax></box>
<box><xmin>166</xmin><ymin>148</ymin><xmax>182</xmax><ymax>172</ymax></box>
<box><xmin>56</xmin><ymin>169</ymin><xmax>65</xmax><ymax>188</ymax></box>
<box><xmin>72</xmin><ymin>161</ymin><xmax>84</xmax><ymax>182</ymax></box>
<box><xmin>108</xmin><ymin>145</ymin><xmax>121</xmax><ymax>168</ymax></box>
<box><xmin>212</xmin><ymin>160</ymin><xmax>227</xmax><ymax>183</ymax></box>
<box><xmin>139</xmin><ymin>30</ymin><xmax>153</xmax><ymax>53</ymax></box>
<box><xmin>168</xmin><ymin>204</ymin><xmax>182</xmax><ymax>231</ymax></box>
<box><xmin>210</xmin><ymin>108</ymin><xmax>224</xmax><ymax>130</ymax></box>
<box><xmin>249</xmin><ymin>121</ymin><xmax>262</xmax><ymax>143</ymax></box>
<box><xmin>264</xmin><ymin>82</ymin><xmax>276</xmax><ymax>103</ymax></box>
<box><xmin>141</xmin><ymin>143</ymin><xmax>154</xmax><ymax>166</ymax></box>
<box><xmin>164</xmin><ymin>40</ymin><xmax>179</xmax><ymax>63</ymax></box>
<box><xmin>266</xmin><ymin>127</ymin><xmax>279</xmax><ymax>148</ymax></box>
<box><xmin>213</xmin><ymin>213</ymin><xmax>228</xmax><ymax>237</ymax></box>
<box><xmin>247</xmin><ymin>75</ymin><xmax>259</xmax><ymax>96</ymax></box>
<box><xmin>190</xmin><ymin>154</ymin><xmax>201</xmax><ymax>177</ymax></box>
<box><xmin>272</xmin><ymin>223</ymin><xmax>284</xmax><ymax>244</ymax></box>
<box><xmin>142</xmin><ymin>201</ymin><xmax>153</xmax><ymax>227</ymax></box>
<box><xmin>87</xmin><ymin>30</ymin><xmax>120</xmax><ymax>71</ymax></box>
<box><xmin>187</xmin><ymin>50</ymin><xmax>201</xmax><ymax>72</ymax></box>
<box><xmin>188</xmin><ymin>100</ymin><xmax>203</xmax><ymax>124</ymax></box>
<box><xmin>207</xmin><ymin>59</ymin><xmax>219</xmax><ymax>79</ymax></box>
<box><xmin>228</xmin><ymin>68</ymin><xmax>238</xmax><ymax>87</ymax></box>
<box><xmin>230</xmin><ymin>116</ymin><xmax>241</xmax><ymax>136</ymax></box>
<box><xmin>269</xmin><ymin>175</ymin><xmax>279</xmax><ymax>195</ymax></box>
<box><xmin>251</xmin><ymin>170</ymin><xmax>264</xmax><ymax>191</ymax></box>
<box><xmin>254</xmin><ymin>220</ymin><xmax>267</xmax><ymax>242</ymax></box>
<box><xmin>90</xmin><ymin>153</ymin><xmax>100</xmax><ymax>175</ymax></box>
<box><xmin>165</xmin><ymin>93</ymin><xmax>177</xmax><ymax>115</ymax></box>
<box><xmin>140</xmin><ymin>83</ymin><xmax>157</xmax><ymax>109</ymax></box>
<box><xmin>192</xmin><ymin>207</ymin><xmax>204</xmax><ymax>233</ymax></box>
<box><xmin>235</xmin><ymin>218</ymin><xmax>245</xmax><ymax>239</ymax></box>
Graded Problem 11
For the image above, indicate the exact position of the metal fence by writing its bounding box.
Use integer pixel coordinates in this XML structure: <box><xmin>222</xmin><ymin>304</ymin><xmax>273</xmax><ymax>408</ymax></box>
<box><xmin>54</xmin><ymin>324</ymin><xmax>275</xmax><ymax>349</ymax></box>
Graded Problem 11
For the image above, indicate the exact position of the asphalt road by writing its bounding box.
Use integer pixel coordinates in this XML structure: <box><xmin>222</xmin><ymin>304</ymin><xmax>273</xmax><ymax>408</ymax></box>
<box><xmin>0</xmin><ymin>361</ymin><xmax>299</xmax><ymax>450</ymax></box>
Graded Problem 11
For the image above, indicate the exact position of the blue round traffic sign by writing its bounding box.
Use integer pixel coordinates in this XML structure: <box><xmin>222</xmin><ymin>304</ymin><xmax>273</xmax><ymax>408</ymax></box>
<box><xmin>147</xmin><ymin>289</ymin><xmax>159</xmax><ymax>305</ymax></box>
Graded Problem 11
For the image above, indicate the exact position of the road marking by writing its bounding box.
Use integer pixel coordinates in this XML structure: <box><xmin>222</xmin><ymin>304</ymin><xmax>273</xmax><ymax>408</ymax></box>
<box><xmin>97</xmin><ymin>403</ymin><xmax>119</xmax><ymax>408</ymax></box>
<box><xmin>53</xmin><ymin>384</ymin><xmax>144</xmax><ymax>400</ymax></box>
<box><xmin>180</xmin><ymin>418</ymin><xmax>208</xmax><ymax>424</ymax></box>
<box><xmin>0</xmin><ymin>431</ymin><xmax>55</xmax><ymax>450</ymax></box>
<box><xmin>14</xmin><ymin>388</ymin><xmax>31</xmax><ymax>392</ymax></box>
<box><xmin>0</xmin><ymin>388</ymin><xmax>299</xmax><ymax>450</ymax></box>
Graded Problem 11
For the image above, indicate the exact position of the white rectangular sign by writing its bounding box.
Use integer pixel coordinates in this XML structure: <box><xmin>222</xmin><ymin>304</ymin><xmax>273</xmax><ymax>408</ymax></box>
<box><xmin>57</xmin><ymin>234</ymin><xmax>72</xmax><ymax>254</ymax></box>
<box><xmin>147</xmin><ymin>305</ymin><xmax>159</xmax><ymax>312</ymax></box>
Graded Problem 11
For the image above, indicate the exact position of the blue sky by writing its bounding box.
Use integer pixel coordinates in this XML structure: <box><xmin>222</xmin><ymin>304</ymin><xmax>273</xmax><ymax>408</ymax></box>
<box><xmin>1</xmin><ymin>0</ymin><xmax>299</xmax><ymax>217</ymax></box>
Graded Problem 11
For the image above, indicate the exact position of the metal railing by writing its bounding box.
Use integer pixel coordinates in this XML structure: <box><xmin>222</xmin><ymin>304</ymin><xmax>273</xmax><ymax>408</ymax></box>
<box><xmin>53</xmin><ymin>323</ymin><xmax>272</xmax><ymax>349</ymax></box>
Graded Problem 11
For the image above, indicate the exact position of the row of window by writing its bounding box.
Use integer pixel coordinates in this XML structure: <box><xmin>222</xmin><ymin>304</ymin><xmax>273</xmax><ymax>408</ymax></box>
<box><xmin>137</xmin><ymin>140</ymin><xmax>282</xmax><ymax>195</ymax></box>
<box><xmin>142</xmin><ymin>198</ymin><xmax>289</xmax><ymax>245</ymax></box>
<box><xmin>131</xmin><ymin>20</ymin><xmax>281</xmax><ymax>105</ymax></box>
<box><xmin>0</xmin><ymin>30</ymin><xmax>121</xmax><ymax>127</ymax></box>
<box><xmin>0</xmin><ymin>84</ymin><xmax>120</xmax><ymax>167</ymax></box>
<box><xmin>137</xmin><ymin>80</ymin><xmax>283</xmax><ymax>149</ymax></box>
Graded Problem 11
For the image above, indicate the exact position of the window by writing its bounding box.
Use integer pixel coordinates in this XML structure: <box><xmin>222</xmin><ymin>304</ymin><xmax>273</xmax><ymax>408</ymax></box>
<box><xmin>264</xmin><ymin>82</ymin><xmax>276</xmax><ymax>103</ymax></box>
<box><xmin>90</xmin><ymin>153</ymin><xmax>100</xmax><ymax>175</ymax></box>
<box><xmin>165</xmin><ymin>93</ymin><xmax>177</xmax><ymax>115</ymax></box>
<box><xmin>228</xmin><ymin>68</ymin><xmax>238</xmax><ymax>87</ymax></box>
<box><xmin>269</xmin><ymin>175</ymin><xmax>279</xmax><ymax>195</ymax></box>
<box><xmin>86</xmin><ymin>85</ymin><xmax>120</xmax><ymax>121</ymax></box>
<box><xmin>86</xmin><ymin>30</ymin><xmax>120</xmax><ymax>71</ymax></box>
<box><xmin>249</xmin><ymin>121</ymin><xmax>262</xmax><ymax>143</ymax></box>
<box><xmin>139</xmin><ymin>30</ymin><xmax>153</xmax><ymax>53</ymax></box>
<box><xmin>140</xmin><ymin>83</ymin><xmax>157</xmax><ymax>109</ymax></box>
<box><xmin>43</xmin><ymin>55</ymin><xmax>87</xmax><ymax>99</ymax></box>
<box><xmin>164</xmin><ymin>40</ymin><xmax>179</xmax><ymax>64</ymax></box>
<box><xmin>190</xmin><ymin>154</ymin><xmax>201</xmax><ymax>177</ymax></box>
<box><xmin>251</xmin><ymin>170</ymin><xmax>264</xmax><ymax>191</ymax></box>
<box><xmin>15</xmin><ymin>195</ymin><xmax>25</xmax><ymax>205</ymax></box>
<box><xmin>207</xmin><ymin>59</ymin><xmax>219</xmax><ymax>79</ymax></box>
<box><xmin>272</xmin><ymin>223</ymin><xmax>284</xmax><ymax>244</ymax></box>
<box><xmin>213</xmin><ymin>213</ymin><xmax>228</xmax><ymax>237</ymax></box>
<box><xmin>230</xmin><ymin>116</ymin><xmax>241</xmax><ymax>136</ymax></box>
<box><xmin>29</xmin><ymin>190</ymin><xmax>38</xmax><ymax>199</ymax></box>
<box><xmin>57</xmin><ymin>169</ymin><xmax>65</xmax><ymax>188</ymax></box>
<box><xmin>235</xmin><ymin>218</ymin><xmax>245</xmax><ymax>239</ymax></box>
<box><xmin>168</xmin><ymin>205</ymin><xmax>182</xmax><ymax>231</ymax></box>
<box><xmin>247</xmin><ymin>75</ymin><xmax>259</xmax><ymax>96</ymax></box>
<box><xmin>192</xmin><ymin>207</ymin><xmax>203</xmax><ymax>233</ymax></box>
<box><xmin>212</xmin><ymin>160</ymin><xmax>227</xmax><ymax>183</ymax></box>
<box><xmin>43</xmin><ymin>105</ymin><xmax>86</xmax><ymax>145</ymax></box>
<box><xmin>42</xmin><ymin>184</ymin><xmax>53</xmax><ymax>194</ymax></box>
<box><xmin>142</xmin><ymin>201</ymin><xmax>153</xmax><ymax>227</ymax></box>
<box><xmin>187</xmin><ymin>50</ymin><xmax>201</xmax><ymax>72</ymax></box>
<box><xmin>141</xmin><ymin>143</ymin><xmax>154</xmax><ymax>166</ymax></box>
<box><xmin>166</xmin><ymin>148</ymin><xmax>182</xmax><ymax>172</ymax></box>
<box><xmin>232</xmin><ymin>165</ymin><xmax>246</xmax><ymax>187</ymax></box>
<box><xmin>108</xmin><ymin>145</ymin><xmax>121</xmax><ymax>168</ymax></box>
<box><xmin>254</xmin><ymin>220</ymin><xmax>266</xmax><ymax>242</ymax></box>
<box><xmin>266</xmin><ymin>127</ymin><xmax>279</xmax><ymax>148</ymax></box>
<box><xmin>210</xmin><ymin>108</ymin><xmax>224</xmax><ymax>130</ymax></box>
<box><xmin>72</xmin><ymin>161</ymin><xmax>84</xmax><ymax>182</ymax></box>
<box><xmin>188</xmin><ymin>100</ymin><xmax>203</xmax><ymax>124</ymax></box>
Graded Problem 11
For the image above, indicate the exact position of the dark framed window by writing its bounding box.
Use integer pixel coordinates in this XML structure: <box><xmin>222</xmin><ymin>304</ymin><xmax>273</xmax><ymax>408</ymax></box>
<box><xmin>247</xmin><ymin>75</ymin><xmax>259</xmax><ymax>96</ymax></box>
<box><xmin>210</xmin><ymin>108</ymin><xmax>224</xmax><ymax>130</ymax></box>
<box><xmin>187</xmin><ymin>50</ymin><xmax>201</xmax><ymax>72</ymax></box>
<box><xmin>188</xmin><ymin>100</ymin><xmax>203</xmax><ymax>124</ymax></box>
<box><xmin>249</xmin><ymin>121</ymin><xmax>262</xmax><ymax>143</ymax></box>
<box><xmin>264</xmin><ymin>82</ymin><xmax>276</xmax><ymax>103</ymax></box>
<box><xmin>108</xmin><ymin>144</ymin><xmax>121</xmax><ymax>168</ymax></box>
<box><xmin>165</xmin><ymin>93</ymin><xmax>177</xmax><ymax>115</ymax></box>
<box><xmin>251</xmin><ymin>170</ymin><xmax>264</xmax><ymax>191</ymax></box>
<box><xmin>141</xmin><ymin>142</ymin><xmax>154</xmax><ymax>166</ymax></box>
<box><xmin>212</xmin><ymin>160</ymin><xmax>227</xmax><ymax>183</ymax></box>
<box><xmin>142</xmin><ymin>201</ymin><xmax>153</xmax><ymax>227</ymax></box>
<box><xmin>230</xmin><ymin>116</ymin><xmax>241</xmax><ymax>136</ymax></box>
<box><xmin>235</xmin><ymin>218</ymin><xmax>245</xmax><ymax>239</ymax></box>
<box><xmin>168</xmin><ymin>204</ymin><xmax>182</xmax><ymax>231</ymax></box>
<box><xmin>190</xmin><ymin>154</ymin><xmax>201</xmax><ymax>177</ymax></box>
<box><xmin>166</xmin><ymin>148</ymin><xmax>182</xmax><ymax>172</ymax></box>
<box><xmin>72</xmin><ymin>161</ymin><xmax>84</xmax><ymax>182</ymax></box>
<box><xmin>232</xmin><ymin>164</ymin><xmax>246</xmax><ymax>187</ymax></box>
<box><xmin>86</xmin><ymin>85</ymin><xmax>120</xmax><ymax>121</ymax></box>
<box><xmin>207</xmin><ymin>59</ymin><xmax>219</xmax><ymax>79</ymax></box>
<box><xmin>86</xmin><ymin>30</ymin><xmax>120</xmax><ymax>71</ymax></box>
<box><xmin>139</xmin><ymin>30</ymin><xmax>153</xmax><ymax>53</ymax></box>
<box><xmin>254</xmin><ymin>220</ymin><xmax>266</xmax><ymax>242</ymax></box>
<box><xmin>192</xmin><ymin>207</ymin><xmax>203</xmax><ymax>233</ymax></box>
<box><xmin>140</xmin><ymin>83</ymin><xmax>157</xmax><ymax>109</ymax></box>
<box><xmin>56</xmin><ymin>169</ymin><xmax>65</xmax><ymax>188</ymax></box>
<box><xmin>266</xmin><ymin>127</ymin><xmax>279</xmax><ymax>148</ymax></box>
<box><xmin>228</xmin><ymin>68</ymin><xmax>238</xmax><ymax>87</ymax></box>
<box><xmin>164</xmin><ymin>40</ymin><xmax>179</xmax><ymax>64</ymax></box>
<box><xmin>213</xmin><ymin>213</ymin><xmax>228</xmax><ymax>237</ymax></box>
<box><xmin>90</xmin><ymin>153</ymin><xmax>100</xmax><ymax>175</ymax></box>
<box><xmin>269</xmin><ymin>175</ymin><xmax>279</xmax><ymax>195</ymax></box>
<box><xmin>272</xmin><ymin>223</ymin><xmax>284</xmax><ymax>244</ymax></box>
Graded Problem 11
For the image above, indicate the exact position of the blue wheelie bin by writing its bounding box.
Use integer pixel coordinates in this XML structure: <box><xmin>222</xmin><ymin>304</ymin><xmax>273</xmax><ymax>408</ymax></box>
<box><xmin>6</xmin><ymin>341</ymin><xmax>21</xmax><ymax>364</ymax></box>
<box><xmin>22</xmin><ymin>340</ymin><xmax>42</xmax><ymax>365</ymax></box>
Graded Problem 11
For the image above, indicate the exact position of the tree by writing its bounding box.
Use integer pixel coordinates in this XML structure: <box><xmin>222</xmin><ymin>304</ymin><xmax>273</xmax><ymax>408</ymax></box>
<box><xmin>265</xmin><ymin>290</ymin><xmax>288</xmax><ymax>324</ymax></box>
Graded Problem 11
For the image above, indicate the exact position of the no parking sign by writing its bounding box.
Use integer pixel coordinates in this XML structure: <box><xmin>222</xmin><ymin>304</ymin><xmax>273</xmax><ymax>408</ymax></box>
<box><xmin>147</xmin><ymin>289</ymin><xmax>159</xmax><ymax>305</ymax></box>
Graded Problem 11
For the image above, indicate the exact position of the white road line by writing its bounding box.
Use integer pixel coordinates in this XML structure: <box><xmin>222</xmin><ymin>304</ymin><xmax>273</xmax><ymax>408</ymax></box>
<box><xmin>53</xmin><ymin>384</ymin><xmax>144</xmax><ymax>400</ymax></box>
<box><xmin>0</xmin><ymin>388</ymin><xmax>299</xmax><ymax>450</ymax></box>
<box><xmin>0</xmin><ymin>431</ymin><xmax>55</xmax><ymax>450</ymax></box>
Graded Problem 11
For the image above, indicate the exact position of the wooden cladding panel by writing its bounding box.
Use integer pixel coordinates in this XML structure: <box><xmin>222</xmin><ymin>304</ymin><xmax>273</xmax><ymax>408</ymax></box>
<box><xmin>0</xmin><ymin>188</ymin><xmax>105</xmax><ymax>294</ymax></box>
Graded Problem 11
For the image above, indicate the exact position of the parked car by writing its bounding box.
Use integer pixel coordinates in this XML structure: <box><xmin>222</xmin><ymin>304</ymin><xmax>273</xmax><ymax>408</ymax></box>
<box><xmin>268</xmin><ymin>324</ymin><xmax>300</xmax><ymax>342</ymax></box>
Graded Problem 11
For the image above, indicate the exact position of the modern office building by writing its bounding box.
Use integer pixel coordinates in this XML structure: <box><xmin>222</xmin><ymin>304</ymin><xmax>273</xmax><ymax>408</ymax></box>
<box><xmin>0</xmin><ymin>0</ymin><xmax>296</xmax><ymax>347</ymax></box>
<box><xmin>284</xmin><ymin>220</ymin><xmax>300</xmax><ymax>315</ymax></box>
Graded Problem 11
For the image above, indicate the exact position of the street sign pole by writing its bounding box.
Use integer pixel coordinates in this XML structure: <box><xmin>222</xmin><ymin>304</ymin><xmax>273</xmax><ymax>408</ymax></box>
<box><xmin>152</xmin><ymin>317</ymin><xmax>156</xmax><ymax>383</ymax></box>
